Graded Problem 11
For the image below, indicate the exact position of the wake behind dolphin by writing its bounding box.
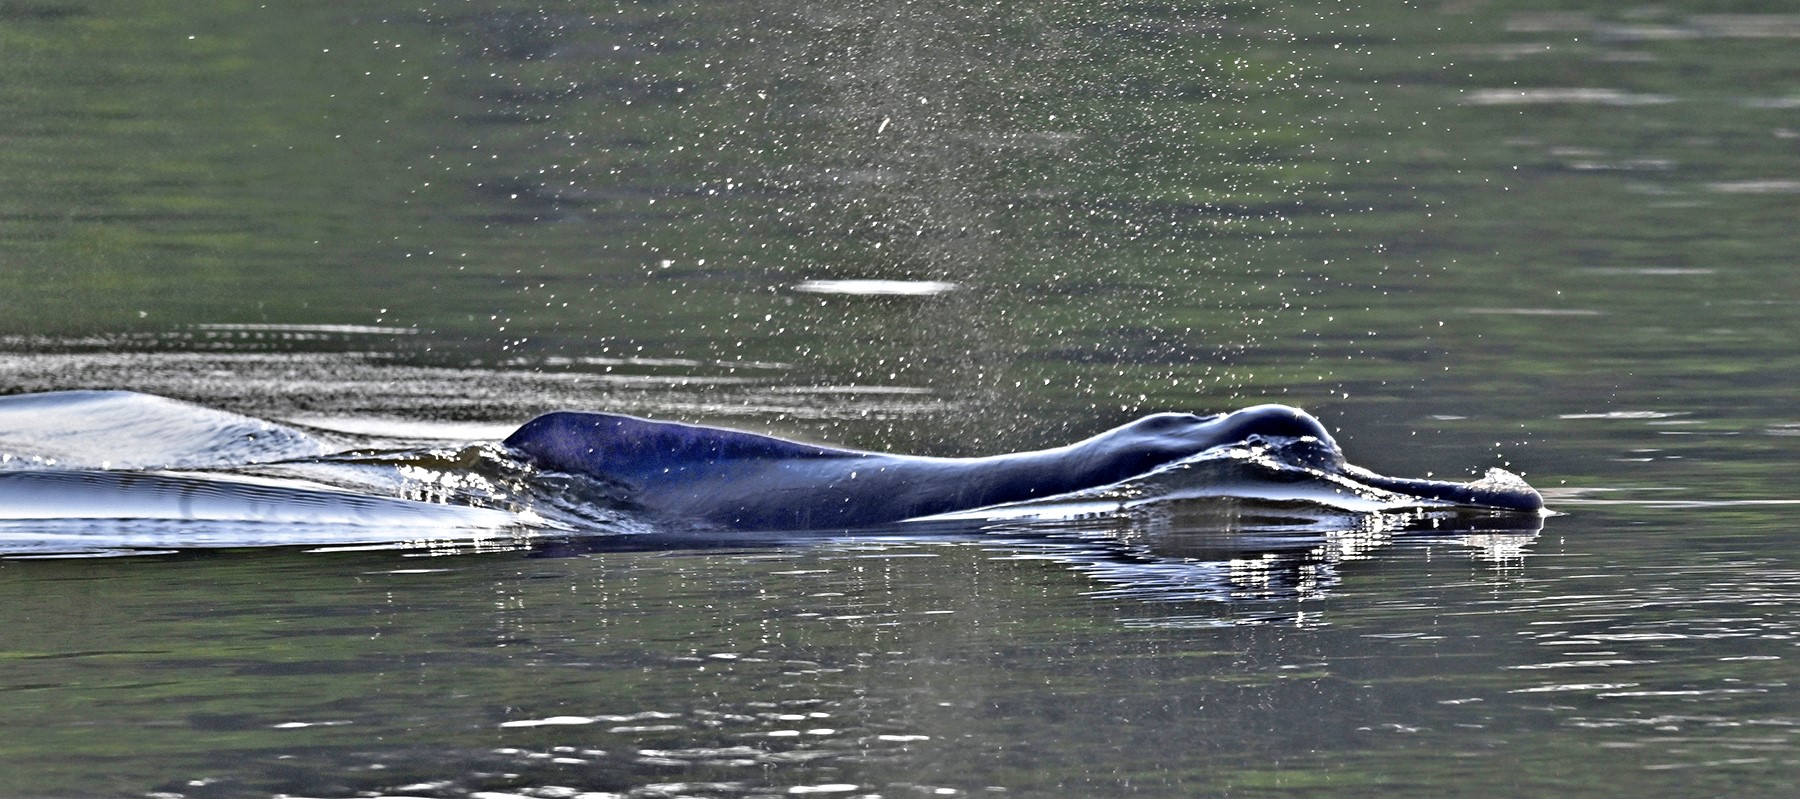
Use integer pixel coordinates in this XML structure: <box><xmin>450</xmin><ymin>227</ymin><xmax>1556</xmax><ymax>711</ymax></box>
<box><xmin>0</xmin><ymin>390</ymin><xmax>1542</xmax><ymax>555</ymax></box>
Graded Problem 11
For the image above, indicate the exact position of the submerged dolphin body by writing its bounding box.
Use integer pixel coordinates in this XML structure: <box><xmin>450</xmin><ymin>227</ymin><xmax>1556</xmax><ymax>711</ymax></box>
<box><xmin>504</xmin><ymin>404</ymin><xmax>1544</xmax><ymax>531</ymax></box>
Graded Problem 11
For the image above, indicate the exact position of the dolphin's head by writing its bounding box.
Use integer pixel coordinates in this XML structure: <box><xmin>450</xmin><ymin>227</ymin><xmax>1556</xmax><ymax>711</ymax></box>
<box><xmin>1121</xmin><ymin>405</ymin><xmax>1345</xmax><ymax>473</ymax></box>
<box><xmin>1127</xmin><ymin>405</ymin><xmax>1543</xmax><ymax>514</ymax></box>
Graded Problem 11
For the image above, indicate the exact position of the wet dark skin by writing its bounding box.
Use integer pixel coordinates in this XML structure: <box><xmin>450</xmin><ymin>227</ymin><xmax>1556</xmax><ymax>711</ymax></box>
<box><xmin>504</xmin><ymin>404</ymin><xmax>1544</xmax><ymax>531</ymax></box>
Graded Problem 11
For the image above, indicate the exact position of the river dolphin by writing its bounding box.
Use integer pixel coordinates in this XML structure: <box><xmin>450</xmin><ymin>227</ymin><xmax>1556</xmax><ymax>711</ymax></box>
<box><xmin>504</xmin><ymin>404</ymin><xmax>1544</xmax><ymax>530</ymax></box>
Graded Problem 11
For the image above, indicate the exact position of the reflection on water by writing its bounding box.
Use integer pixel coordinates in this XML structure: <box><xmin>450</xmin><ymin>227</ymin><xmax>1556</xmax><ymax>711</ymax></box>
<box><xmin>982</xmin><ymin>510</ymin><xmax>1541</xmax><ymax>609</ymax></box>
<box><xmin>8</xmin><ymin>509</ymin><xmax>1792</xmax><ymax>798</ymax></box>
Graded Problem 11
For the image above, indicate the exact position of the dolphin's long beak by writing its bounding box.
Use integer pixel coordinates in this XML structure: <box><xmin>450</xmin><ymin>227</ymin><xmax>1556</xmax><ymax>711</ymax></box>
<box><xmin>1338</xmin><ymin>464</ymin><xmax>1545</xmax><ymax>513</ymax></box>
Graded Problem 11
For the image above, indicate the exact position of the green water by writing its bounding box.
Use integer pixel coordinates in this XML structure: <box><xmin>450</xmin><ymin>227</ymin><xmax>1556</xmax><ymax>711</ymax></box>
<box><xmin>3</xmin><ymin>0</ymin><xmax>1799</xmax><ymax>796</ymax></box>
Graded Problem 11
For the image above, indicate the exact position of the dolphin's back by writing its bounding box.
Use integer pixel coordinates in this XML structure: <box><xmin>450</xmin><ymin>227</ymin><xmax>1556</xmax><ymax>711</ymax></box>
<box><xmin>503</xmin><ymin>412</ymin><xmax>861</xmax><ymax>488</ymax></box>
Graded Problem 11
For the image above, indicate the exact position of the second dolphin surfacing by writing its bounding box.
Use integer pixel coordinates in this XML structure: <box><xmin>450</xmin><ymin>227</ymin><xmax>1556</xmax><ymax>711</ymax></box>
<box><xmin>503</xmin><ymin>405</ymin><xmax>1544</xmax><ymax>531</ymax></box>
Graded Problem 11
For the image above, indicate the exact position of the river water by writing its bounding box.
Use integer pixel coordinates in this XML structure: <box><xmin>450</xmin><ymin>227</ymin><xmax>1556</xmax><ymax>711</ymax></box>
<box><xmin>2</xmin><ymin>1</ymin><xmax>1798</xmax><ymax>797</ymax></box>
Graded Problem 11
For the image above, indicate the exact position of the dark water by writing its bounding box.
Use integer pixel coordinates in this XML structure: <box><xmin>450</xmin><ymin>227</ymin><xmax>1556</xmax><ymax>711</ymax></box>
<box><xmin>3</xmin><ymin>1</ymin><xmax>1798</xmax><ymax>797</ymax></box>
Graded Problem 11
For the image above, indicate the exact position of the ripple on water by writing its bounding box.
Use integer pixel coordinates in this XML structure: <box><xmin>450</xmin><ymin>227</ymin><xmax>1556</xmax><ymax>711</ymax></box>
<box><xmin>790</xmin><ymin>279</ymin><xmax>959</xmax><ymax>296</ymax></box>
<box><xmin>1462</xmin><ymin>88</ymin><xmax>1677</xmax><ymax>106</ymax></box>
<box><xmin>0</xmin><ymin>346</ymin><xmax>951</xmax><ymax>424</ymax></box>
<box><xmin>1707</xmin><ymin>179</ymin><xmax>1800</xmax><ymax>194</ymax></box>
<box><xmin>1472</xmin><ymin>530</ymin><xmax>1800</xmax><ymax>772</ymax></box>
<box><xmin>1504</xmin><ymin>12</ymin><xmax>1800</xmax><ymax>39</ymax></box>
<box><xmin>1508</xmin><ymin>683</ymin><xmax>1643</xmax><ymax>694</ymax></box>
<box><xmin>479</xmin><ymin>696</ymin><xmax>939</xmax><ymax>793</ymax></box>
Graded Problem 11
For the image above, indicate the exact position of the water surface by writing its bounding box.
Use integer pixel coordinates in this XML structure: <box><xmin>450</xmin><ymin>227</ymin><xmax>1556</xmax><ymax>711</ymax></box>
<box><xmin>2</xmin><ymin>1</ymin><xmax>1798</xmax><ymax>797</ymax></box>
